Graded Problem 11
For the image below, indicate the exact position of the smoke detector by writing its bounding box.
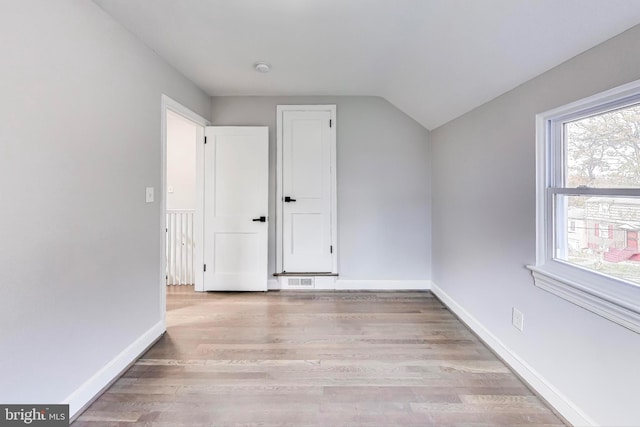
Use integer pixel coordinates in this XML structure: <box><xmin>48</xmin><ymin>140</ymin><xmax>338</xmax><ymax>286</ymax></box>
<box><xmin>254</xmin><ymin>62</ymin><xmax>271</xmax><ymax>73</ymax></box>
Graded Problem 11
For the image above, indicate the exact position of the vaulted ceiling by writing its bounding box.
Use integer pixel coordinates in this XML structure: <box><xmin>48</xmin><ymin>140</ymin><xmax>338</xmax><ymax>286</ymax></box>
<box><xmin>93</xmin><ymin>0</ymin><xmax>640</xmax><ymax>130</ymax></box>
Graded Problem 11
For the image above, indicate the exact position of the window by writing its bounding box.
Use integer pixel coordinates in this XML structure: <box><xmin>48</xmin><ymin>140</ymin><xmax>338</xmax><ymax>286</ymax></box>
<box><xmin>530</xmin><ymin>80</ymin><xmax>640</xmax><ymax>334</ymax></box>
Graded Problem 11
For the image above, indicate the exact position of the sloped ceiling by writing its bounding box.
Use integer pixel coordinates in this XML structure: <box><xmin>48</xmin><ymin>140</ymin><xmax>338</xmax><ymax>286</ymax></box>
<box><xmin>93</xmin><ymin>0</ymin><xmax>640</xmax><ymax>130</ymax></box>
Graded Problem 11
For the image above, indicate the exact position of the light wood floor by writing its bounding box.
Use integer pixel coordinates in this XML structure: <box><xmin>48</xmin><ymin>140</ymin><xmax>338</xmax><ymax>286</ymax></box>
<box><xmin>73</xmin><ymin>287</ymin><xmax>566</xmax><ymax>426</ymax></box>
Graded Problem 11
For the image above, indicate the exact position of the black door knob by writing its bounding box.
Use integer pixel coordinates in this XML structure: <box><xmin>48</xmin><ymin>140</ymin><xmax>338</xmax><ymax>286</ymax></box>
<box><xmin>284</xmin><ymin>196</ymin><xmax>296</xmax><ymax>202</ymax></box>
<box><xmin>252</xmin><ymin>216</ymin><xmax>266</xmax><ymax>222</ymax></box>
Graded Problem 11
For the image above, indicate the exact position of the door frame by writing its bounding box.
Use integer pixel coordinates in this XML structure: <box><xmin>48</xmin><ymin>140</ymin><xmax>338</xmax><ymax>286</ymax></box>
<box><xmin>161</xmin><ymin>95</ymin><xmax>210</xmax><ymax>322</ymax></box>
<box><xmin>627</xmin><ymin>230</ymin><xmax>638</xmax><ymax>250</ymax></box>
<box><xmin>275</xmin><ymin>105</ymin><xmax>338</xmax><ymax>274</ymax></box>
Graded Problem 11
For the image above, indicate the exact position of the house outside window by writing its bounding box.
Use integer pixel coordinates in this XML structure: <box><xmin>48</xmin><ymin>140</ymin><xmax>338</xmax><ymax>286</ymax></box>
<box><xmin>529</xmin><ymin>80</ymin><xmax>640</xmax><ymax>333</ymax></box>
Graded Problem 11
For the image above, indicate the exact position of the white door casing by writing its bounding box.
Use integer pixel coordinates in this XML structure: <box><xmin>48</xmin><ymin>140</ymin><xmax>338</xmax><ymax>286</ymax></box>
<box><xmin>203</xmin><ymin>127</ymin><xmax>268</xmax><ymax>291</ymax></box>
<box><xmin>276</xmin><ymin>105</ymin><xmax>337</xmax><ymax>273</ymax></box>
<box><xmin>161</xmin><ymin>95</ymin><xmax>210</xmax><ymax>323</ymax></box>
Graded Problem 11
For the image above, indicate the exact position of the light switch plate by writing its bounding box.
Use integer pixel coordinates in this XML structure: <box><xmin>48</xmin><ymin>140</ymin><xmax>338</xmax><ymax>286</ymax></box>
<box><xmin>168</xmin><ymin>186</ymin><xmax>174</xmax><ymax>194</ymax></box>
<box><xmin>145</xmin><ymin>187</ymin><xmax>154</xmax><ymax>203</ymax></box>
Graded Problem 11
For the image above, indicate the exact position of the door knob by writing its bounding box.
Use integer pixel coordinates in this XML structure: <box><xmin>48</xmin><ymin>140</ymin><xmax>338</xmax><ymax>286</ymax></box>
<box><xmin>252</xmin><ymin>216</ymin><xmax>267</xmax><ymax>222</ymax></box>
<box><xmin>284</xmin><ymin>196</ymin><xmax>296</xmax><ymax>202</ymax></box>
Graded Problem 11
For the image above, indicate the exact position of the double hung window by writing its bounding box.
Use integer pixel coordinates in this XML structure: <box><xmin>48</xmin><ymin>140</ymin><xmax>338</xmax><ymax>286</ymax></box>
<box><xmin>531</xmin><ymin>81</ymin><xmax>640</xmax><ymax>333</ymax></box>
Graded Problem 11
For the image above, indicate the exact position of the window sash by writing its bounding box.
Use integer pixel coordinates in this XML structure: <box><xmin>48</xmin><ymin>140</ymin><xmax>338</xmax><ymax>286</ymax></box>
<box><xmin>548</xmin><ymin>188</ymin><xmax>640</xmax><ymax>197</ymax></box>
<box><xmin>545</xmin><ymin>188</ymin><xmax>640</xmax><ymax>264</ymax></box>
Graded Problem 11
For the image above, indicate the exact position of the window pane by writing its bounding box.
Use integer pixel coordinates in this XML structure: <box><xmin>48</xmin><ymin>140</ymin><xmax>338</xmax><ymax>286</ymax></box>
<box><xmin>565</xmin><ymin>103</ymin><xmax>640</xmax><ymax>188</ymax></box>
<box><xmin>556</xmin><ymin>195</ymin><xmax>640</xmax><ymax>285</ymax></box>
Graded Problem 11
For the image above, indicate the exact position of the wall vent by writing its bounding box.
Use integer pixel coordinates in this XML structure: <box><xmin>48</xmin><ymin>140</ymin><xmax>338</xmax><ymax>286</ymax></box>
<box><xmin>285</xmin><ymin>277</ymin><xmax>315</xmax><ymax>289</ymax></box>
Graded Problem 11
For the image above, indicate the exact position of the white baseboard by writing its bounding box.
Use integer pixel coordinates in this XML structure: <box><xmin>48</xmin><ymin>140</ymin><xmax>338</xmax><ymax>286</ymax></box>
<box><xmin>267</xmin><ymin>279</ymin><xmax>280</xmax><ymax>290</ymax></box>
<box><xmin>430</xmin><ymin>282</ymin><xmax>595</xmax><ymax>427</ymax></box>
<box><xmin>271</xmin><ymin>277</ymin><xmax>431</xmax><ymax>291</ymax></box>
<box><xmin>336</xmin><ymin>279</ymin><xmax>431</xmax><ymax>290</ymax></box>
<box><xmin>63</xmin><ymin>320</ymin><xmax>165</xmax><ymax>420</ymax></box>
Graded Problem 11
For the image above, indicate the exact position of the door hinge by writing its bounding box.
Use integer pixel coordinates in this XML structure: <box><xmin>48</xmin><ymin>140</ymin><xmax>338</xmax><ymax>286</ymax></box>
<box><xmin>329</xmin><ymin>119</ymin><xmax>332</xmax><ymax>128</ymax></box>
<box><xmin>203</xmin><ymin>264</ymin><xmax>207</xmax><ymax>272</ymax></box>
<box><xmin>204</xmin><ymin>136</ymin><xmax>207</xmax><ymax>144</ymax></box>
<box><xmin>330</xmin><ymin>245</ymin><xmax>333</xmax><ymax>254</ymax></box>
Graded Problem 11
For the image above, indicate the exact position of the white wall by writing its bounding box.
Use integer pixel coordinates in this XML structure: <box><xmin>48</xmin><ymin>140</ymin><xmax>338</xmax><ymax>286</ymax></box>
<box><xmin>431</xmin><ymin>25</ymin><xmax>640</xmax><ymax>426</ymax></box>
<box><xmin>0</xmin><ymin>0</ymin><xmax>210</xmax><ymax>415</ymax></box>
<box><xmin>166</xmin><ymin>110</ymin><xmax>197</xmax><ymax>210</ymax></box>
<box><xmin>211</xmin><ymin>96</ymin><xmax>432</xmax><ymax>281</ymax></box>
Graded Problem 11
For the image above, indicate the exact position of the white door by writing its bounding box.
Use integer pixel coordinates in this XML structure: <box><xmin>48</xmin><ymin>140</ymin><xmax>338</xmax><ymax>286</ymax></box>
<box><xmin>203</xmin><ymin>127</ymin><xmax>268</xmax><ymax>291</ymax></box>
<box><xmin>281</xmin><ymin>109</ymin><xmax>334</xmax><ymax>272</ymax></box>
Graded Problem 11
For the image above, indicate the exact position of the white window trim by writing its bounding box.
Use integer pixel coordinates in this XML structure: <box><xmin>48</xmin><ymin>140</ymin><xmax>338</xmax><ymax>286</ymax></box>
<box><xmin>528</xmin><ymin>79</ymin><xmax>640</xmax><ymax>334</ymax></box>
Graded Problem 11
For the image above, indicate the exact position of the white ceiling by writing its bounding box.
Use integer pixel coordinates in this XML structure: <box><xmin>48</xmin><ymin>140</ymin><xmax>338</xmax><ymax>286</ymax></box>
<box><xmin>93</xmin><ymin>0</ymin><xmax>640</xmax><ymax>130</ymax></box>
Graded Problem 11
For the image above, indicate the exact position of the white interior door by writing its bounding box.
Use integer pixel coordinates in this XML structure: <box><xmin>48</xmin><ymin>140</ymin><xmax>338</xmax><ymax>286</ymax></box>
<box><xmin>203</xmin><ymin>127</ymin><xmax>268</xmax><ymax>291</ymax></box>
<box><xmin>281</xmin><ymin>110</ymin><xmax>334</xmax><ymax>272</ymax></box>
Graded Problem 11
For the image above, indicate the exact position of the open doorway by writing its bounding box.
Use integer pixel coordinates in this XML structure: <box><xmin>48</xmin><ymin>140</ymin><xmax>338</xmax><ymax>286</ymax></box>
<box><xmin>166</xmin><ymin>110</ymin><xmax>198</xmax><ymax>287</ymax></box>
<box><xmin>160</xmin><ymin>95</ymin><xmax>209</xmax><ymax>319</ymax></box>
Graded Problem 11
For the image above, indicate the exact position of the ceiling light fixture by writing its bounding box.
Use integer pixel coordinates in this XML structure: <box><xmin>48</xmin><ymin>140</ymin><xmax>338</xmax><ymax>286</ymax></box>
<box><xmin>254</xmin><ymin>62</ymin><xmax>271</xmax><ymax>73</ymax></box>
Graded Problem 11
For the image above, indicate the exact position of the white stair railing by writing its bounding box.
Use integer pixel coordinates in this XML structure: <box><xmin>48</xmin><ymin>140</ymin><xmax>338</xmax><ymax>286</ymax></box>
<box><xmin>166</xmin><ymin>209</ymin><xmax>195</xmax><ymax>285</ymax></box>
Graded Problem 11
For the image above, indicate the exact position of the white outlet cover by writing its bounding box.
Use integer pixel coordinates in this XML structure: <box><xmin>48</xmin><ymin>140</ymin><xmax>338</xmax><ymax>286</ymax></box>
<box><xmin>512</xmin><ymin>307</ymin><xmax>524</xmax><ymax>332</ymax></box>
<box><xmin>168</xmin><ymin>186</ymin><xmax>174</xmax><ymax>193</ymax></box>
<box><xmin>145</xmin><ymin>187</ymin><xmax>154</xmax><ymax>203</ymax></box>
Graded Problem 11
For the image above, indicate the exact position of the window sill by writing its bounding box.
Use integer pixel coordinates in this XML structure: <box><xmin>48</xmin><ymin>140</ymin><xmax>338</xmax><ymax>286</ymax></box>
<box><xmin>527</xmin><ymin>264</ymin><xmax>640</xmax><ymax>334</ymax></box>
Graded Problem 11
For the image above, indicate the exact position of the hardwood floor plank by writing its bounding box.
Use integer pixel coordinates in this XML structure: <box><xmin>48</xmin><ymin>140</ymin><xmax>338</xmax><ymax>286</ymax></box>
<box><xmin>74</xmin><ymin>287</ymin><xmax>565</xmax><ymax>426</ymax></box>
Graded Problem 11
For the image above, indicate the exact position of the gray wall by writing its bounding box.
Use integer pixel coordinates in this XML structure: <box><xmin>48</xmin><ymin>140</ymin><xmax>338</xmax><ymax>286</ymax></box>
<box><xmin>431</xmin><ymin>25</ymin><xmax>640</xmax><ymax>426</ymax></box>
<box><xmin>211</xmin><ymin>96</ymin><xmax>431</xmax><ymax>280</ymax></box>
<box><xmin>0</xmin><ymin>0</ymin><xmax>210</xmax><ymax>405</ymax></box>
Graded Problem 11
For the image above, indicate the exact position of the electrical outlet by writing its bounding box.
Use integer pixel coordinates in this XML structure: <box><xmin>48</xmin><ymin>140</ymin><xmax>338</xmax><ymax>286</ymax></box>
<box><xmin>512</xmin><ymin>307</ymin><xmax>524</xmax><ymax>332</ymax></box>
<box><xmin>145</xmin><ymin>187</ymin><xmax>154</xmax><ymax>203</ymax></box>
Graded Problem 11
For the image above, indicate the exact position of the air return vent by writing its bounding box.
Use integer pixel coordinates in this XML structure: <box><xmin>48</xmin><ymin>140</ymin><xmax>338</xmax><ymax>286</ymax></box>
<box><xmin>286</xmin><ymin>277</ymin><xmax>315</xmax><ymax>289</ymax></box>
